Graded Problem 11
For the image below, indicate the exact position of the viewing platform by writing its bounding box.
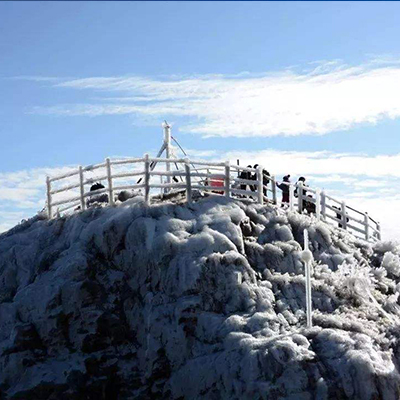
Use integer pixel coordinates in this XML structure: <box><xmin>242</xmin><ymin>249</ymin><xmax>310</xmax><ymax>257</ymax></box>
<box><xmin>45</xmin><ymin>123</ymin><xmax>381</xmax><ymax>243</ymax></box>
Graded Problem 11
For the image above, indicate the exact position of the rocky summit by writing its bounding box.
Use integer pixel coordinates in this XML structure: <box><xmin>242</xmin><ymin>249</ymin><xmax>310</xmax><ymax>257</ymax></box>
<box><xmin>1</xmin><ymin>195</ymin><xmax>400</xmax><ymax>399</ymax></box>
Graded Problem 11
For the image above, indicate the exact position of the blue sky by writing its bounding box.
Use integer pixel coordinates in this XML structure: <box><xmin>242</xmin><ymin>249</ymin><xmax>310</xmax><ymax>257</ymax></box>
<box><xmin>1</xmin><ymin>1</ymin><xmax>400</xmax><ymax>240</ymax></box>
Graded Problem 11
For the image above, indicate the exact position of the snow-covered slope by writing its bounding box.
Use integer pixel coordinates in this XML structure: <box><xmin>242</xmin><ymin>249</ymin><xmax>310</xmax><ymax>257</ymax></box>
<box><xmin>1</xmin><ymin>194</ymin><xmax>400</xmax><ymax>399</ymax></box>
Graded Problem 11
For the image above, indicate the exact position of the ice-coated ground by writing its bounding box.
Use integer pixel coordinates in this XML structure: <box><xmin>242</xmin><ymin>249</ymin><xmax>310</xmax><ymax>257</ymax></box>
<box><xmin>1</xmin><ymin>193</ymin><xmax>400</xmax><ymax>399</ymax></box>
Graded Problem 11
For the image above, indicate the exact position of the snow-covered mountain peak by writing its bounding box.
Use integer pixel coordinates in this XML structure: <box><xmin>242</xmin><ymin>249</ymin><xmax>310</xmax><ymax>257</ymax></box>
<box><xmin>0</xmin><ymin>195</ymin><xmax>399</xmax><ymax>399</ymax></box>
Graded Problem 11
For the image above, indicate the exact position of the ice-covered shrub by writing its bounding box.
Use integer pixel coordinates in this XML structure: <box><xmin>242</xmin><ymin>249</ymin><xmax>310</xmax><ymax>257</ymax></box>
<box><xmin>382</xmin><ymin>252</ymin><xmax>400</xmax><ymax>278</ymax></box>
<box><xmin>335</xmin><ymin>262</ymin><xmax>374</xmax><ymax>302</ymax></box>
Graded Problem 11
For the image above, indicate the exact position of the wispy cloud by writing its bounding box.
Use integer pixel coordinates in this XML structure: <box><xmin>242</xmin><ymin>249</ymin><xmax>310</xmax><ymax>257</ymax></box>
<box><xmin>28</xmin><ymin>60</ymin><xmax>400</xmax><ymax>138</ymax></box>
<box><xmin>6</xmin><ymin>76</ymin><xmax>63</xmax><ymax>83</ymax></box>
<box><xmin>0</xmin><ymin>166</ymin><xmax>76</xmax><ymax>210</ymax></box>
<box><xmin>222</xmin><ymin>149</ymin><xmax>400</xmax><ymax>178</ymax></box>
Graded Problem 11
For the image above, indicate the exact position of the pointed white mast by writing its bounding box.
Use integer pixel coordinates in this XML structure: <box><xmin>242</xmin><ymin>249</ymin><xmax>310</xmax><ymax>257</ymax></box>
<box><xmin>163</xmin><ymin>122</ymin><xmax>172</xmax><ymax>189</ymax></box>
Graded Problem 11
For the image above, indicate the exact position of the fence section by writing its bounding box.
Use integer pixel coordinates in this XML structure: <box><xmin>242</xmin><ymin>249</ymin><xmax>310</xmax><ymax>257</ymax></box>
<box><xmin>46</xmin><ymin>155</ymin><xmax>381</xmax><ymax>242</ymax></box>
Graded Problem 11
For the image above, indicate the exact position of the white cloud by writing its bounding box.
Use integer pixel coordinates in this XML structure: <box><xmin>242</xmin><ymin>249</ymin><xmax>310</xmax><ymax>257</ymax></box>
<box><xmin>29</xmin><ymin>61</ymin><xmax>400</xmax><ymax>138</ymax></box>
<box><xmin>0</xmin><ymin>166</ymin><xmax>76</xmax><ymax>210</ymax></box>
<box><xmin>174</xmin><ymin>148</ymin><xmax>219</xmax><ymax>158</ymax></box>
<box><xmin>342</xmin><ymin>196</ymin><xmax>400</xmax><ymax>241</ymax></box>
<box><xmin>7</xmin><ymin>76</ymin><xmax>64</xmax><ymax>82</ymax></box>
<box><xmin>221</xmin><ymin>149</ymin><xmax>400</xmax><ymax>179</ymax></box>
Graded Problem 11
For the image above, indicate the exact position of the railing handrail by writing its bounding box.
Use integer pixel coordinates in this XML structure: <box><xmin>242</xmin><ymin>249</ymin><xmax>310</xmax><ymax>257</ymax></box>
<box><xmin>45</xmin><ymin>155</ymin><xmax>381</xmax><ymax>242</ymax></box>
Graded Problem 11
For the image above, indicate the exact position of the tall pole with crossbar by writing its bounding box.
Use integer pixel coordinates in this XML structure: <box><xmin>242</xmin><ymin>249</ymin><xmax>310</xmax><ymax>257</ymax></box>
<box><xmin>163</xmin><ymin>122</ymin><xmax>172</xmax><ymax>190</ymax></box>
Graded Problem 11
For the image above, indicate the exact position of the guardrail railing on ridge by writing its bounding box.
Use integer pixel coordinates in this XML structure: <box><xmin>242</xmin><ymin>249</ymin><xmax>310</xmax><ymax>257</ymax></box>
<box><xmin>46</xmin><ymin>155</ymin><xmax>381</xmax><ymax>242</ymax></box>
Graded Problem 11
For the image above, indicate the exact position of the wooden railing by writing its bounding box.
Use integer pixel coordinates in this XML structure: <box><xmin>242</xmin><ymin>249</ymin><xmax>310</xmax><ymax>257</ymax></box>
<box><xmin>46</xmin><ymin>155</ymin><xmax>381</xmax><ymax>242</ymax></box>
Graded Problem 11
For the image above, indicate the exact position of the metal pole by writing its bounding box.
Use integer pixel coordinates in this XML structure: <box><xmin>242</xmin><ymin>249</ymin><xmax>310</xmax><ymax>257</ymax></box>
<box><xmin>257</xmin><ymin>165</ymin><xmax>263</xmax><ymax>204</ymax></box>
<box><xmin>341</xmin><ymin>201</ymin><xmax>347</xmax><ymax>230</ymax></box>
<box><xmin>364</xmin><ymin>212</ymin><xmax>370</xmax><ymax>241</ymax></box>
<box><xmin>79</xmin><ymin>166</ymin><xmax>86</xmax><ymax>211</ymax></box>
<box><xmin>106</xmin><ymin>158</ymin><xmax>114</xmax><ymax>206</ymax></box>
<box><xmin>185</xmin><ymin>158</ymin><xmax>192</xmax><ymax>204</ymax></box>
<box><xmin>289</xmin><ymin>183</ymin><xmax>294</xmax><ymax>212</ymax></box>
<box><xmin>302</xmin><ymin>229</ymin><xmax>313</xmax><ymax>328</ymax></box>
<box><xmin>164</xmin><ymin>123</ymin><xmax>172</xmax><ymax>191</ymax></box>
<box><xmin>321</xmin><ymin>191</ymin><xmax>326</xmax><ymax>220</ymax></box>
<box><xmin>315</xmin><ymin>190</ymin><xmax>320</xmax><ymax>221</ymax></box>
<box><xmin>271</xmin><ymin>175</ymin><xmax>277</xmax><ymax>205</ymax></box>
<box><xmin>144</xmin><ymin>153</ymin><xmax>150</xmax><ymax>205</ymax></box>
<box><xmin>46</xmin><ymin>176</ymin><xmax>52</xmax><ymax>219</ymax></box>
<box><xmin>377</xmin><ymin>222</ymin><xmax>381</xmax><ymax>241</ymax></box>
<box><xmin>224</xmin><ymin>161</ymin><xmax>231</xmax><ymax>199</ymax></box>
<box><xmin>298</xmin><ymin>182</ymin><xmax>303</xmax><ymax>213</ymax></box>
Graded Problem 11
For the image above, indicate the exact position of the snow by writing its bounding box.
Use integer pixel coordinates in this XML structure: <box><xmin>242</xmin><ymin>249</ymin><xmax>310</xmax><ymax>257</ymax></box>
<box><xmin>301</xmin><ymin>249</ymin><xmax>314</xmax><ymax>264</ymax></box>
<box><xmin>0</xmin><ymin>194</ymin><xmax>400</xmax><ymax>398</ymax></box>
<box><xmin>382</xmin><ymin>251</ymin><xmax>400</xmax><ymax>277</ymax></box>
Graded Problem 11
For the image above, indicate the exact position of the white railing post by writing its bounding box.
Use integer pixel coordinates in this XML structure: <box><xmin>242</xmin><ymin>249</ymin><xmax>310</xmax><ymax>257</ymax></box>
<box><xmin>321</xmin><ymin>191</ymin><xmax>326</xmax><ymax>220</ymax></box>
<box><xmin>341</xmin><ymin>201</ymin><xmax>347</xmax><ymax>230</ymax></box>
<box><xmin>144</xmin><ymin>154</ymin><xmax>150</xmax><ymax>205</ymax></box>
<box><xmin>46</xmin><ymin>176</ymin><xmax>53</xmax><ymax>219</ymax></box>
<box><xmin>377</xmin><ymin>222</ymin><xmax>382</xmax><ymax>241</ymax></box>
<box><xmin>289</xmin><ymin>183</ymin><xmax>294</xmax><ymax>212</ymax></box>
<box><xmin>184</xmin><ymin>158</ymin><xmax>192</xmax><ymax>204</ymax></box>
<box><xmin>364</xmin><ymin>212</ymin><xmax>370</xmax><ymax>241</ymax></box>
<box><xmin>79</xmin><ymin>166</ymin><xmax>86</xmax><ymax>211</ymax></box>
<box><xmin>164</xmin><ymin>124</ymin><xmax>172</xmax><ymax>192</ymax></box>
<box><xmin>271</xmin><ymin>175</ymin><xmax>277</xmax><ymax>205</ymax></box>
<box><xmin>106</xmin><ymin>158</ymin><xmax>114</xmax><ymax>206</ymax></box>
<box><xmin>224</xmin><ymin>161</ymin><xmax>230</xmax><ymax>199</ymax></box>
<box><xmin>298</xmin><ymin>182</ymin><xmax>303</xmax><ymax>213</ymax></box>
<box><xmin>257</xmin><ymin>165</ymin><xmax>263</xmax><ymax>205</ymax></box>
<box><xmin>315</xmin><ymin>190</ymin><xmax>321</xmax><ymax>221</ymax></box>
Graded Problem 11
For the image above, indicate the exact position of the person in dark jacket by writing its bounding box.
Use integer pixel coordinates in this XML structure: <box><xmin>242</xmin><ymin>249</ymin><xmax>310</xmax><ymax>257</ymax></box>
<box><xmin>253</xmin><ymin>164</ymin><xmax>271</xmax><ymax>196</ymax></box>
<box><xmin>90</xmin><ymin>182</ymin><xmax>105</xmax><ymax>192</ymax></box>
<box><xmin>332</xmin><ymin>205</ymin><xmax>350</xmax><ymax>228</ymax></box>
<box><xmin>250</xmin><ymin>164</ymin><xmax>258</xmax><ymax>192</ymax></box>
<box><xmin>294</xmin><ymin>177</ymin><xmax>317</xmax><ymax>214</ymax></box>
<box><xmin>277</xmin><ymin>175</ymin><xmax>290</xmax><ymax>205</ymax></box>
<box><xmin>294</xmin><ymin>177</ymin><xmax>307</xmax><ymax>198</ymax></box>
<box><xmin>251</xmin><ymin>164</ymin><xmax>271</xmax><ymax>194</ymax></box>
<box><xmin>239</xmin><ymin>166</ymin><xmax>253</xmax><ymax>192</ymax></box>
<box><xmin>262</xmin><ymin>169</ymin><xmax>270</xmax><ymax>196</ymax></box>
<box><xmin>87</xmin><ymin>182</ymin><xmax>108</xmax><ymax>207</ymax></box>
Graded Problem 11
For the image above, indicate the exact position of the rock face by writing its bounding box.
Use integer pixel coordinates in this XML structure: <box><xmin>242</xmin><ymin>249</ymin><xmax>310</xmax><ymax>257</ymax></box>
<box><xmin>1</xmin><ymin>195</ymin><xmax>400</xmax><ymax>399</ymax></box>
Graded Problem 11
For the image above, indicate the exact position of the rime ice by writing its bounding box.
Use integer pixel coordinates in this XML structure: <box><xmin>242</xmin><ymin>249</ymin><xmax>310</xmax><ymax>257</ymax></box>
<box><xmin>0</xmin><ymin>195</ymin><xmax>399</xmax><ymax>399</ymax></box>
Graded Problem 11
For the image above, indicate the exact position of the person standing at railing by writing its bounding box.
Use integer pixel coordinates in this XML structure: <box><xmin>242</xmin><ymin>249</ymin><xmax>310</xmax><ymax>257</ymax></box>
<box><xmin>277</xmin><ymin>175</ymin><xmax>291</xmax><ymax>205</ymax></box>
<box><xmin>251</xmin><ymin>164</ymin><xmax>270</xmax><ymax>193</ymax></box>
<box><xmin>250</xmin><ymin>164</ymin><xmax>258</xmax><ymax>192</ymax></box>
<box><xmin>87</xmin><ymin>182</ymin><xmax>108</xmax><ymax>208</ymax></box>
<box><xmin>294</xmin><ymin>177</ymin><xmax>307</xmax><ymax>198</ymax></box>
<box><xmin>239</xmin><ymin>166</ymin><xmax>253</xmax><ymax>193</ymax></box>
<box><xmin>253</xmin><ymin>165</ymin><xmax>271</xmax><ymax>197</ymax></box>
<box><xmin>294</xmin><ymin>177</ymin><xmax>316</xmax><ymax>214</ymax></box>
<box><xmin>332</xmin><ymin>205</ymin><xmax>349</xmax><ymax>228</ymax></box>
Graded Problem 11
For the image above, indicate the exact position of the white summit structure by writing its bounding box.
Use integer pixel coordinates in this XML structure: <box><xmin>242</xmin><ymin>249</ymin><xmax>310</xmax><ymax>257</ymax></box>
<box><xmin>45</xmin><ymin>123</ymin><xmax>381</xmax><ymax>242</ymax></box>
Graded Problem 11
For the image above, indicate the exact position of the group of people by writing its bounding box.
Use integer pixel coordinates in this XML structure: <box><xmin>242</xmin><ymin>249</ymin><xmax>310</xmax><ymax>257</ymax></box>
<box><xmin>85</xmin><ymin>169</ymin><xmax>348</xmax><ymax>229</ymax></box>
<box><xmin>238</xmin><ymin>167</ymin><xmax>316</xmax><ymax>214</ymax></box>
<box><xmin>276</xmin><ymin>175</ymin><xmax>316</xmax><ymax>213</ymax></box>
<box><xmin>239</xmin><ymin>165</ymin><xmax>271</xmax><ymax>196</ymax></box>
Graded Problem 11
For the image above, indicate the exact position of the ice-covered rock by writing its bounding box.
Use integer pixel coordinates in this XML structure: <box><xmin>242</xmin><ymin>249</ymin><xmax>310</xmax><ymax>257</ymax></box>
<box><xmin>0</xmin><ymin>195</ymin><xmax>400</xmax><ymax>399</ymax></box>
